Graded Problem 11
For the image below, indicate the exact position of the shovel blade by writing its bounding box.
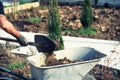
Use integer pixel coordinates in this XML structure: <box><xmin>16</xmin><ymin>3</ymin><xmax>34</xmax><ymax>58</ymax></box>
<box><xmin>35</xmin><ymin>35</ymin><xmax>56</xmax><ymax>53</ymax></box>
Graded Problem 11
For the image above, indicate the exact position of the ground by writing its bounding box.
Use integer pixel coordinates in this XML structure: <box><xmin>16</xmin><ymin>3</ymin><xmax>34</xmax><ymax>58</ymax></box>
<box><xmin>7</xmin><ymin>5</ymin><xmax>120</xmax><ymax>41</ymax></box>
<box><xmin>0</xmin><ymin>5</ymin><xmax>120</xmax><ymax>80</ymax></box>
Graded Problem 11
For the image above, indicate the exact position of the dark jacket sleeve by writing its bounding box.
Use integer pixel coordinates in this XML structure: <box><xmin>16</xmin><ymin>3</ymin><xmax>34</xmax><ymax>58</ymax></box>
<box><xmin>0</xmin><ymin>1</ymin><xmax>5</xmax><ymax>15</ymax></box>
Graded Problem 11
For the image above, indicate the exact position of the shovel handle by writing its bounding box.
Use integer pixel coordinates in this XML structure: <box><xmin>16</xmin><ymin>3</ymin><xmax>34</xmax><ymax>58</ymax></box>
<box><xmin>0</xmin><ymin>37</ymin><xmax>18</xmax><ymax>43</ymax></box>
<box><xmin>0</xmin><ymin>37</ymin><xmax>38</xmax><ymax>46</ymax></box>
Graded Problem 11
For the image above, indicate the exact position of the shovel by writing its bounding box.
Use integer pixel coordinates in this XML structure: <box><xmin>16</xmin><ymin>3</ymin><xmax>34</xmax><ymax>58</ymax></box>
<box><xmin>0</xmin><ymin>35</ymin><xmax>56</xmax><ymax>53</ymax></box>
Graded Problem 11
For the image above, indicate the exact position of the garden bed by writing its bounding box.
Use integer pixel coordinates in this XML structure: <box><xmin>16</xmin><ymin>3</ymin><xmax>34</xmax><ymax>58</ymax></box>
<box><xmin>6</xmin><ymin>5</ymin><xmax>120</xmax><ymax>41</ymax></box>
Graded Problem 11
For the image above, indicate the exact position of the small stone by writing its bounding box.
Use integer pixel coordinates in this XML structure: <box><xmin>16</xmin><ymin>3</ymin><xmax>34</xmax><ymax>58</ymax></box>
<box><xmin>101</xmin><ymin>26</ymin><xmax>107</xmax><ymax>32</ymax></box>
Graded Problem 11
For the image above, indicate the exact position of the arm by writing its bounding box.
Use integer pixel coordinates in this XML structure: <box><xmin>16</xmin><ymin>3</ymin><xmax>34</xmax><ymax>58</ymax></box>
<box><xmin>0</xmin><ymin>14</ymin><xmax>28</xmax><ymax>46</ymax></box>
<box><xmin>0</xmin><ymin>14</ymin><xmax>20</xmax><ymax>38</ymax></box>
<box><xmin>0</xmin><ymin>1</ymin><xmax>28</xmax><ymax>46</ymax></box>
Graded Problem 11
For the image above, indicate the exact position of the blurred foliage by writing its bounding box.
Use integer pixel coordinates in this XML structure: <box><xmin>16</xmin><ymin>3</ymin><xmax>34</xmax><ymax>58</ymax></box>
<box><xmin>29</xmin><ymin>17</ymin><xmax>42</xmax><ymax>23</ymax></box>
<box><xmin>7</xmin><ymin>61</ymin><xmax>24</xmax><ymax>70</ymax></box>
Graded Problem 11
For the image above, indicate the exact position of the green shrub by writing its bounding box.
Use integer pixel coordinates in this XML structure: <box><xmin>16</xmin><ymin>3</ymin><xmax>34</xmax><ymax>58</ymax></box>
<box><xmin>29</xmin><ymin>17</ymin><xmax>42</xmax><ymax>23</ymax></box>
<box><xmin>20</xmin><ymin>0</ymin><xmax>29</xmax><ymax>4</ymax></box>
<box><xmin>76</xmin><ymin>27</ymin><xmax>97</xmax><ymax>35</ymax></box>
<box><xmin>7</xmin><ymin>61</ymin><xmax>24</xmax><ymax>69</ymax></box>
<box><xmin>80</xmin><ymin>0</ymin><xmax>93</xmax><ymax>29</ymax></box>
<box><xmin>48</xmin><ymin>0</ymin><xmax>64</xmax><ymax>50</ymax></box>
<box><xmin>63</xmin><ymin>27</ymin><xmax>98</xmax><ymax>35</ymax></box>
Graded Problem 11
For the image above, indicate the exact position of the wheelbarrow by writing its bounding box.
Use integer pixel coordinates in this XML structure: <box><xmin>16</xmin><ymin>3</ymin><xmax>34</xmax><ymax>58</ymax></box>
<box><xmin>27</xmin><ymin>47</ymin><xmax>106</xmax><ymax>80</ymax></box>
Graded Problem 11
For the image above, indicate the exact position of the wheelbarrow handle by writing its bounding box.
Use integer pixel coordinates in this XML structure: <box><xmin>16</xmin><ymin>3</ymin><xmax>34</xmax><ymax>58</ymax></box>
<box><xmin>0</xmin><ymin>66</ymin><xmax>32</xmax><ymax>80</ymax></box>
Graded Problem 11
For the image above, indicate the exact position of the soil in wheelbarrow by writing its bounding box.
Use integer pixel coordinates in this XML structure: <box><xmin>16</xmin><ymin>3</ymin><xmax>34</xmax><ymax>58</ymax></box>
<box><xmin>44</xmin><ymin>53</ymin><xmax>120</xmax><ymax>80</ymax></box>
<box><xmin>0</xmin><ymin>5</ymin><xmax>120</xmax><ymax>80</ymax></box>
<box><xmin>44</xmin><ymin>52</ymin><xmax>99</xmax><ymax>66</ymax></box>
<box><xmin>45</xmin><ymin>54</ymin><xmax>83</xmax><ymax>66</ymax></box>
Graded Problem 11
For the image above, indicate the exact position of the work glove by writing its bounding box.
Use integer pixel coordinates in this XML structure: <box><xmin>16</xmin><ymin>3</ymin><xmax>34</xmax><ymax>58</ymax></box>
<box><xmin>16</xmin><ymin>34</ymin><xmax>28</xmax><ymax>46</ymax></box>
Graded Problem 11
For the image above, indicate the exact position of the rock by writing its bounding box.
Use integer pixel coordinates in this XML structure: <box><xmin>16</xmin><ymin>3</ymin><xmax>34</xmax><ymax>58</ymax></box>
<box><xmin>68</xmin><ymin>22</ymin><xmax>74</xmax><ymax>27</ymax></box>
<box><xmin>101</xmin><ymin>26</ymin><xmax>107</xmax><ymax>32</ymax></box>
<box><xmin>59</xmin><ymin>10</ymin><xmax>64</xmax><ymax>14</ymax></box>
<box><xmin>77</xmin><ymin>22</ymin><xmax>82</xmax><ymax>28</ymax></box>
<box><xmin>26</xmin><ymin>13</ymin><xmax>31</xmax><ymax>18</ymax></box>
<box><xmin>116</xmin><ymin>27</ymin><xmax>120</xmax><ymax>30</ymax></box>
<box><xmin>65</xmin><ymin>6</ymin><xmax>73</xmax><ymax>11</ymax></box>
<box><xmin>93</xmin><ymin>9</ymin><xmax>100</xmax><ymax>14</ymax></box>
<box><xmin>40</xmin><ymin>15</ymin><xmax>45</xmax><ymax>18</ymax></box>
<box><xmin>38</xmin><ymin>9</ymin><xmax>48</xmax><ymax>13</ymax></box>
<box><xmin>94</xmin><ymin>15</ymin><xmax>99</xmax><ymax>19</ymax></box>
<box><xmin>60</xmin><ymin>14</ymin><xmax>64</xmax><ymax>19</ymax></box>
<box><xmin>75</xmin><ymin>19</ymin><xmax>80</xmax><ymax>23</ymax></box>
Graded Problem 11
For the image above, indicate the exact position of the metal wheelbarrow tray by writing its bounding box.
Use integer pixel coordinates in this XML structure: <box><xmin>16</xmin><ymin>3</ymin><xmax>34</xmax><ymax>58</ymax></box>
<box><xmin>27</xmin><ymin>47</ymin><xmax>106</xmax><ymax>80</ymax></box>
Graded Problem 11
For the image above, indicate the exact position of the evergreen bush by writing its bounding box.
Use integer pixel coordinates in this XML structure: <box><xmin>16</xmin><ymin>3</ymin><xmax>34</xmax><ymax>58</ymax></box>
<box><xmin>48</xmin><ymin>0</ymin><xmax>64</xmax><ymax>50</ymax></box>
<box><xmin>80</xmin><ymin>0</ymin><xmax>93</xmax><ymax>29</ymax></box>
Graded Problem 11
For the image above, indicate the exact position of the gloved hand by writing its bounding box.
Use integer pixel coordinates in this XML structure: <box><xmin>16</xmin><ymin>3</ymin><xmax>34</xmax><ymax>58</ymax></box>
<box><xmin>16</xmin><ymin>34</ymin><xmax>28</xmax><ymax>46</ymax></box>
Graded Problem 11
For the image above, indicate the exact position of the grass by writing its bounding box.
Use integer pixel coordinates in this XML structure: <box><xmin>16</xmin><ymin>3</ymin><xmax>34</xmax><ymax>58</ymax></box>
<box><xmin>63</xmin><ymin>27</ymin><xmax>98</xmax><ymax>35</ymax></box>
<box><xmin>76</xmin><ymin>27</ymin><xmax>97</xmax><ymax>35</ymax></box>
<box><xmin>20</xmin><ymin>0</ymin><xmax>38</xmax><ymax>5</ymax></box>
<box><xmin>4</xmin><ymin>0</ymin><xmax>38</xmax><ymax>8</ymax></box>
<box><xmin>39</xmin><ymin>5</ymin><xmax>46</xmax><ymax>10</ymax></box>
<box><xmin>29</xmin><ymin>17</ymin><xmax>43</xmax><ymax>23</ymax></box>
<box><xmin>7</xmin><ymin>61</ymin><xmax>24</xmax><ymax>70</ymax></box>
<box><xmin>16</xmin><ymin>10</ymin><xmax>22</xmax><ymax>14</ymax></box>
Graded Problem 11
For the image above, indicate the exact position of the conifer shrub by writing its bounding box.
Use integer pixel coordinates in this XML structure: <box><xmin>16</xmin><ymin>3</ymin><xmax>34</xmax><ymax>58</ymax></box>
<box><xmin>80</xmin><ymin>0</ymin><xmax>93</xmax><ymax>29</ymax></box>
<box><xmin>48</xmin><ymin>0</ymin><xmax>64</xmax><ymax>50</ymax></box>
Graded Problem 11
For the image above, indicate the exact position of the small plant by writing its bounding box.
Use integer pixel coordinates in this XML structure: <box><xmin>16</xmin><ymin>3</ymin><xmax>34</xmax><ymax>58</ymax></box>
<box><xmin>39</xmin><ymin>5</ymin><xmax>46</xmax><ymax>10</ymax></box>
<box><xmin>63</xmin><ymin>27</ymin><xmax>98</xmax><ymax>35</ymax></box>
<box><xmin>29</xmin><ymin>17</ymin><xmax>42</xmax><ymax>23</ymax></box>
<box><xmin>20</xmin><ymin>0</ymin><xmax>29</xmax><ymax>4</ymax></box>
<box><xmin>7</xmin><ymin>61</ymin><xmax>24</xmax><ymax>70</ymax></box>
<box><xmin>80</xmin><ymin>0</ymin><xmax>93</xmax><ymax>29</ymax></box>
<box><xmin>30</xmin><ymin>6</ymin><xmax>34</xmax><ymax>12</ymax></box>
<box><xmin>76</xmin><ymin>27</ymin><xmax>97</xmax><ymax>35</ymax></box>
<box><xmin>16</xmin><ymin>10</ymin><xmax>21</xmax><ymax>14</ymax></box>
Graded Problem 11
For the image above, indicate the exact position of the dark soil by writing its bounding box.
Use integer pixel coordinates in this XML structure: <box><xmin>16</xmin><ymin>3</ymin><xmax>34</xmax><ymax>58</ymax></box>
<box><xmin>0</xmin><ymin>5</ymin><xmax>120</xmax><ymax>80</ymax></box>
